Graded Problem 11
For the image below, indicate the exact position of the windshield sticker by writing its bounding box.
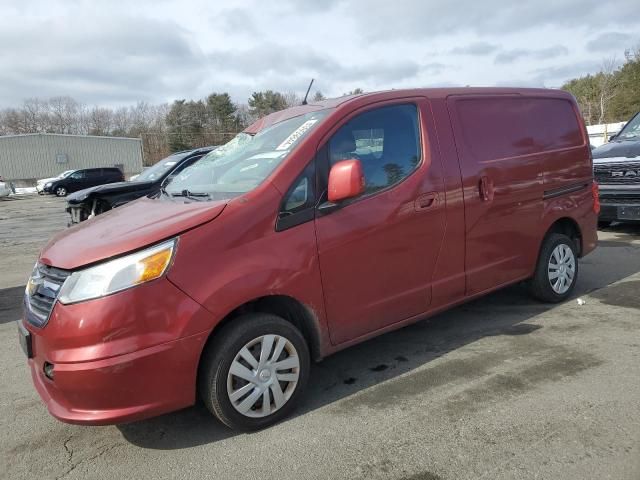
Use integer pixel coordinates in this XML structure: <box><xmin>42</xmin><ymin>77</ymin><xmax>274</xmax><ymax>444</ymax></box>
<box><xmin>276</xmin><ymin>120</ymin><xmax>318</xmax><ymax>151</ymax></box>
<box><xmin>247</xmin><ymin>151</ymin><xmax>286</xmax><ymax>160</ymax></box>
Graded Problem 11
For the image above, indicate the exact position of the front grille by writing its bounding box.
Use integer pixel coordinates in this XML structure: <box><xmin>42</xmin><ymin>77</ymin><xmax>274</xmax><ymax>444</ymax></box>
<box><xmin>24</xmin><ymin>263</ymin><xmax>70</xmax><ymax>327</ymax></box>
<box><xmin>594</xmin><ymin>161</ymin><xmax>640</xmax><ymax>185</ymax></box>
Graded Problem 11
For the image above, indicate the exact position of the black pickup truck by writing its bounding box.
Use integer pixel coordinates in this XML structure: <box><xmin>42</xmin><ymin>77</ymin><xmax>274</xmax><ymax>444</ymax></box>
<box><xmin>592</xmin><ymin>112</ymin><xmax>640</xmax><ymax>225</ymax></box>
<box><xmin>66</xmin><ymin>146</ymin><xmax>215</xmax><ymax>225</ymax></box>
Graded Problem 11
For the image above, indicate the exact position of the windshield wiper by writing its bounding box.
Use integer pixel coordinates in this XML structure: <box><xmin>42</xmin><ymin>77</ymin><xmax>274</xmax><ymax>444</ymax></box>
<box><xmin>167</xmin><ymin>189</ymin><xmax>211</xmax><ymax>200</ymax></box>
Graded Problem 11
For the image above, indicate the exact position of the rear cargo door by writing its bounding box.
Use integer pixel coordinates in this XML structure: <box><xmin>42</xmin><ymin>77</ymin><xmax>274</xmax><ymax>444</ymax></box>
<box><xmin>447</xmin><ymin>95</ymin><xmax>545</xmax><ymax>295</ymax></box>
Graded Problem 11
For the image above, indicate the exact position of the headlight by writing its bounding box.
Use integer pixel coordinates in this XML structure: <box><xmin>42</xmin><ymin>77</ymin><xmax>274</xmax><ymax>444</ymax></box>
<box><xmin>58</xmin><ymin>239</ymin><xmax>176</xmax><ymax>304</ymax></box>
<box><xmin>45</xmin><ymin>182</ymin><xmax>52</xmax><ymax>187</ymax></box>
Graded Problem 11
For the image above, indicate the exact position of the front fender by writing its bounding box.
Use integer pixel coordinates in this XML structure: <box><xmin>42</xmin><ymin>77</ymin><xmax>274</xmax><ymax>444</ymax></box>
<box><xmin>167</xmin><ymin>192</ymin><xmax>330</xmax><ymax>355</ymax></box>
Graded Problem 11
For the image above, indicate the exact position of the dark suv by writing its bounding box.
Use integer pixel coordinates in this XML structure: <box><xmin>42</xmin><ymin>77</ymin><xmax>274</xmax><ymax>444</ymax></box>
<box><xmin>43</xmin><ymin>168</ymin><xmax>124</xmax><ymax>197</ymax></box>
<box><xmin>593</xmin><ymin>112</ymin><xmax>640</xmax><ymax>225</ymax></box>
<box><xmin>66</xmin><ymin>147</ymin><xmax>215</xmax><ymax>224</ymax></box>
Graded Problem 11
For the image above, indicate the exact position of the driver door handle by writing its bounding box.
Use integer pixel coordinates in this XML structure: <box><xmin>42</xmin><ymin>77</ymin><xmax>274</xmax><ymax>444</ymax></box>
<box><xmin>414</xmin><ymin>192</ymin><xmax>439</xmax><ymax>211</ymax></box>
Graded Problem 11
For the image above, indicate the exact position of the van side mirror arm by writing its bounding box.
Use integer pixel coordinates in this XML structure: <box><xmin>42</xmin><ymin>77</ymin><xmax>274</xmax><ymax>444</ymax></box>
<box><xmin>317</xmin><ymin>200</ymin><xmax>342</xmax><ymax>215</ymax></box>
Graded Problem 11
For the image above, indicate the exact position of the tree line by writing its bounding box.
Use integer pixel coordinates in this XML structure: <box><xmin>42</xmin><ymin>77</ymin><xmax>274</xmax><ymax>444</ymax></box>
<box><xmin>562</xmin><ymin>47</ymin><xmax>640</xmax><ymax>125</ymax></box>
<box><xmin>0</xmin><ymin>89</ymin><xmax>332</xmax><ymax>164</ymax></box>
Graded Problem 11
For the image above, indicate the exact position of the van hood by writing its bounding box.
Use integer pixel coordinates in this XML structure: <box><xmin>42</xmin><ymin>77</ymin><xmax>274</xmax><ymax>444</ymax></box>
<box><xmin>592</xmin><ymin>139</ymin><xmax>640</xmax><ymax>161</ymax></box>
<box><xmin>41</xmin><ymin>197</ymin><xmax>227</xmax><ymax>270</ymax></box>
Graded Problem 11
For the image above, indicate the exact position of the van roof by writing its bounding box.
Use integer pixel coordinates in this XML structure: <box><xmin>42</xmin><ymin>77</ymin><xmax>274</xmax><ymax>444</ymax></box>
<box><xmin>243</xmin><ymin>87</ymin><xmax>572</xmax><ymax>133</ymax></box>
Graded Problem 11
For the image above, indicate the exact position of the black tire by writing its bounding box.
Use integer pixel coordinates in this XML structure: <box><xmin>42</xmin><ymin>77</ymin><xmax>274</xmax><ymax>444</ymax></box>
<box><xmin>528</xmin><ymin>233</ymin><xmax>579</xmax><ymax>303</ymax></box>
<box><xmin>55</xmin><ymin>186</ymin><xmax>67</xmax><ymax>197</ymax></box>
<box><xmin>198</xmin><ymin>313</ymin><xmax>310</xmax><ymax>431</ymax></box>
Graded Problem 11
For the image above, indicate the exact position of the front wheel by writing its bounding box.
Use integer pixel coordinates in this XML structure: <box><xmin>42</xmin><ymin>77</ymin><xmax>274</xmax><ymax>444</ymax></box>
<box><xmin>198</xmin><ymin>313</ymin><xmax>310</xmax><ymax>431</ymax></box>
<box><xmin>528</xmin><ymin>233</ymin><xmax>578</xmax><ymax>303</ymax></box>
<box><xmin>55</xmin><ymin>186</ymin><xmax>67</xmax><ymax>197</ymax></box>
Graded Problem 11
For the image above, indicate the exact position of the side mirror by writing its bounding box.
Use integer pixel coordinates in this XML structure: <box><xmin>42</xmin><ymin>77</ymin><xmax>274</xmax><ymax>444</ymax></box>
<box><xmin>608</xmin><ymin>134</ymin><xmax>617</xmax><ymax>142</ymax></box>
<box><xmin>327</xmin><ymin>159</ymin><xmax>365</xmax><ymax>202</ymax></box>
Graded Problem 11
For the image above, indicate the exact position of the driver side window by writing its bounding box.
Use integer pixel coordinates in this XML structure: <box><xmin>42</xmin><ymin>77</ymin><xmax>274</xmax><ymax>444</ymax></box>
<box><xmin>328</xmin><ymin>104</ymin><xmax>421</xmax><ymax>196</ymax></box>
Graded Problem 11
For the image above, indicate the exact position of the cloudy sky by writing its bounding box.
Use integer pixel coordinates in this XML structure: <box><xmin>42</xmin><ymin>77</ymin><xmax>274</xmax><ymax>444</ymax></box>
<box><xmin>0</xmin><ymin>0</ymin><xmax>638</xmax><ymax>108</ymax></box>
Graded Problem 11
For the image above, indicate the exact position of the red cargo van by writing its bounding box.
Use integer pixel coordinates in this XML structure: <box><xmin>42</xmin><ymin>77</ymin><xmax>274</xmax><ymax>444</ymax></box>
<box><xmin>20</xmin><ymin>88</ymin><xmax>598</xmax><ymax>430</ymax></box>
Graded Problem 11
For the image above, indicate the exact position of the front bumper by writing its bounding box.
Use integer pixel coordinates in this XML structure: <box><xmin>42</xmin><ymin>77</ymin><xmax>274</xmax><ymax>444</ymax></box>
<box><xmin>599</xmin><ymin>186</ymin><xmax>640</xmax><ymax>222</ymax></box>
<box><xmin>28</xmin><ymin>332</ymin><xmax>208</xmax><ymax>425</ymax></box>
<box><xmin>22</xmin><ymin>278</ymin><xmax>214</xmax><ymax>425</ymax></box>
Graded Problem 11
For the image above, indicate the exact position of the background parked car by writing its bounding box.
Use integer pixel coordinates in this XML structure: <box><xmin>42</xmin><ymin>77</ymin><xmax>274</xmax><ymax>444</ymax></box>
<box><xmin>42</xmin><ymin>167</ymin><xmax>123</xmax><ymax>197</ymax></box>
<box><xmin>592</xmin><ymin>111</ymin><xmax>640</xmax><ymax>225</ymax></box>
<box><xmin>0</xmin><ymin>175</ymin><xmax>15</xmax><ymax>196</ymax></box>
<box><xmin>0</xmin><ymin>180</ymin><xmax>12</xmax><ymax>197</ymax></box>
<box><xmin>66</xmin><ymin>147</ymin><xmax>216</xmax><ymax>224</ymax></box>
<box><xmin>36</xmin><ymin>170</ymin><xmax>75</xmax><ymax>194</ymax></box>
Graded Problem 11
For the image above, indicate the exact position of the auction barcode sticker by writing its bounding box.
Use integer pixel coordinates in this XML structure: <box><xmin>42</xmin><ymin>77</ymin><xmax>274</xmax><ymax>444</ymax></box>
<box><xmin>275</xmin><ymin>120</ymin><xmax>318</xmax><ymax>151</ymax></box>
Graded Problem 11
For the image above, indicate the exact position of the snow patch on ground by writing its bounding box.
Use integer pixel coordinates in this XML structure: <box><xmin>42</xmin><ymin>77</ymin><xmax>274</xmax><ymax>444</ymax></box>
<box><xmin>14</xmin><ymin>187</ymin><xmax>37</xmax><ymax>195</ymax></box>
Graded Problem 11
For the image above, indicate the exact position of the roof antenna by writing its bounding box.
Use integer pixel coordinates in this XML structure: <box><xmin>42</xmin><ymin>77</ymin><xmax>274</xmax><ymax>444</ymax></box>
<box><xmin>302</xmin><ymin>78</ymin><xmax>314</xmax><ymax>105</ymax></box>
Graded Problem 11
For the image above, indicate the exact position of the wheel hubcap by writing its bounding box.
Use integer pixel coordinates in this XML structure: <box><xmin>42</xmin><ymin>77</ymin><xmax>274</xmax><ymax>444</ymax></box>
<box><xmin>227</xmin><ymin>334</ymin><xmax>300</xmax><ymax>418</ymax></box>
<box><xmin>548</xmin><ymin>244</ymin><xmax>576</xmax><ymax>294</ymax></box>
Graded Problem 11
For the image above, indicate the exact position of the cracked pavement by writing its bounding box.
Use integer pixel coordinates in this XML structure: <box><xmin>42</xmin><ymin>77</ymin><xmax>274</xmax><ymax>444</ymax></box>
<box><xmin>1</xmin><ymin>195</ymin><xmax>639</xmax><ymax>480</ymax></box>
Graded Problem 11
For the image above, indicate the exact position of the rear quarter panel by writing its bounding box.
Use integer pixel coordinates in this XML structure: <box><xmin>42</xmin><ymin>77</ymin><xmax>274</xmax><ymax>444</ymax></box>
<box><xmin>539</xmin><ymin>95</ymin><xmax>597</xmax><ymax>258</ymax></box>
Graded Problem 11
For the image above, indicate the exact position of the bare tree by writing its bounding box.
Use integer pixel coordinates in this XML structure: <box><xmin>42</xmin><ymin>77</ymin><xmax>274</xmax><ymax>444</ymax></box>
<box><xmin>22</xmin><ymin>98</ymin><xmax>47</xmax><ymax>133</ymax></box>
<box><xmin>88</xmin><ymin>106</ymin><xmax>114</xmax><ymax>136</ymax></box>
<box><xmin>112</xmin><ymin>107</ymin><xmax>132</xmax><ymax>136</ymax></box>
<box><xmin>597</xmin><ymin>57</ymin><xmax>619</xmax><ymax>125</ymax></box>
<box><xmin>1</xmin><ymin>108</ymin><xmax>28</xmax><ymax>134</ymax></box>
<box><xmin>283</xmin><ymin>91</ymin><xmax>302</xmax><ymax>108</ymax></box>
<box><xmin>48</xmin><ymin>96</ymin><xmax>81</xmax><ymax>134</ymax></box>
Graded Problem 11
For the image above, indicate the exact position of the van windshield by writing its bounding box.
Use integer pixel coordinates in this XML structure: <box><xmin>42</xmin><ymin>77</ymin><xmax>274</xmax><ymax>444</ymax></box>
<box><xmin>164</xmin><ymin>109</ymin><xmax>331</xmax><ymax>200</ymax></box>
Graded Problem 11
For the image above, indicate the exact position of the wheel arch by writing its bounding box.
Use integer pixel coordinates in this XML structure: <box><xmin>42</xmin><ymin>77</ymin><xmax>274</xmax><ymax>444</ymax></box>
<box><xmin>541</xmin><ymin>217</ymin><xmax>583</xmax><ymax>257</ymax></box>
<box><xmin>200</xmin><ymin>295</ymin><xmax>324</xmax><ymax>364</ymax></box>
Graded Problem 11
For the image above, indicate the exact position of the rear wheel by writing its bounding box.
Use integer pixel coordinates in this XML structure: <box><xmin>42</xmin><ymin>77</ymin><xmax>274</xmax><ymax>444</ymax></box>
<box><xmin>528</xmin><ymin>233</ymin><xmax>578</xmax><ymax>303</ymax></box>
<box><xmin>55</xmin><ymin>186</ymin><xmax>67</xmax><ymax>197</ymax></box>
<box><xmin>198</xmin><ymin>313</ymin><xmax>310</xmax><ymax>431</ymax></box>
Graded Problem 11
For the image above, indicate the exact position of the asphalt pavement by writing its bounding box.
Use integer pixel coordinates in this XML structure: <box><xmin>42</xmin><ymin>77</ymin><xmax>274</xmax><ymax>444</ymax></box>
<box><xmin>1</xmin><ymin>194</ymin><xmax>639</xmax><ymax>480</ymax></box>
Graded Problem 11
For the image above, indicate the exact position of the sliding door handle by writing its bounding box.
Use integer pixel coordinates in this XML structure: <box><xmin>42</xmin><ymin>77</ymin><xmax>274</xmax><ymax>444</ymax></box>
<box><xmin>479</xmin><ymin>176</ymin><xmax>494</xmax><ymax>202</ymax></box>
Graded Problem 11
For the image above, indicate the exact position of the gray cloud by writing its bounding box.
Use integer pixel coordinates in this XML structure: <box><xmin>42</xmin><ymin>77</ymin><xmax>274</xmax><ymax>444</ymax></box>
<box><xmin>337</xmin><ymin>0</ymin><xmax>640</xmax><ymax>40</ymax></box>
<box><xmin>0</xmin><ymin>0</ymin><xmax>639</xmax><ymax>108</ymax></box>
<box><xmin>208</xmin><ymin>44</ymin><xmax>422</xmax><ymax>84</ymax></box>
<box><xmin>215</xmin><ymin>8</ymin><xmax>261</xmax><ymax>36</ymax></box>
<box><xmin>450</xmin><ymin>42</ymin><xmax>499</xmax><ymax>55</ymax></box>
<box><xmin>273</xmin><ymin>0</ymin><xmax>345</xmax><ymax>12</ymax></box>
<box><xmin>495</xmin><ymin>46</ymin><xmax>569</xmax><ymax>64</ymax></box>
<box><xmin>529</xmin><ymin>60</ymin><xmax>606</xmax><ymax>86</ymax></box>
<box><xmin>586</xmin><ymin>32</ymin><xmax>635</xmax><ymax>52</ymax></box>
<box><xmin>0</xmin><ymin>16</ymin><xmax>206</xmax><ymax>106</ymax></box>
<box><xmin>421</xmin><ymin>63</ymin><xmax>447</xmax><ymax>74</ymax></box>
